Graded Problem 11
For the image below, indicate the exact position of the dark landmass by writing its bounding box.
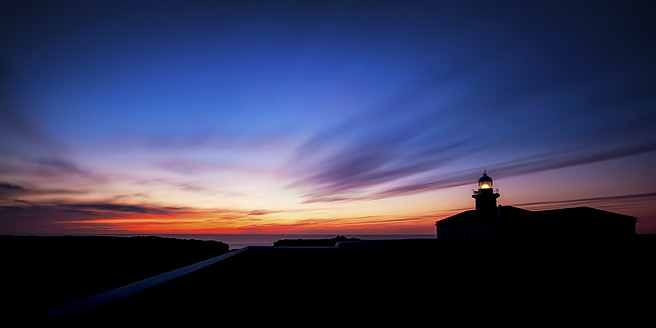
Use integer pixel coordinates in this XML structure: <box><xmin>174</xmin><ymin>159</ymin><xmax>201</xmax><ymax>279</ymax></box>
<box><xmin>273</xmin><ymin>235</ymin><xmax>361</xmax><ymax>247</ymax></box>
<box><xmin>0</xmin><ymin>235</ymin><xmax>229</xmax><ymax>318</ymax></box>
<box><xmin>62</xmin><ymin>236</ymin><xmax>656</xmax><ymax>323</ymax></box>
<box><xmin>5</xmin><ymin>234</ymin><xmax>656</xmax><ymax>324</ymax></box>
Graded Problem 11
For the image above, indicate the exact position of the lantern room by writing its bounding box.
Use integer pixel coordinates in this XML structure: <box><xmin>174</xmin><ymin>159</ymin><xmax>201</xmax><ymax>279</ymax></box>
<box><xmin>478</xmin><ymin>171</ymin><xmax>493</xmax><ymax>190</ymax></box>
<box><xmin>473</xmin><ymin>171</ymin><xmax>500</xmax><ymax>215</ymax></box>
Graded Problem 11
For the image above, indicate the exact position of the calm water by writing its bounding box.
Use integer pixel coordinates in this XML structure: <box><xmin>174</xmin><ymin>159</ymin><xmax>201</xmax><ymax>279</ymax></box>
<box><xmin>148</xmin><ymin>234</ymin><xmax>435</xmax><ymax>249</ymax></box>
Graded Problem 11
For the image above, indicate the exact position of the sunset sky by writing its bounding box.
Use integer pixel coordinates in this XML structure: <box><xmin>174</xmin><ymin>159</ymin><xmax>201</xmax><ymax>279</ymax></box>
<box><xmin>2</xmin><ymin>0</ymin><xmax>655</xmax><ymax>235</ymax></box>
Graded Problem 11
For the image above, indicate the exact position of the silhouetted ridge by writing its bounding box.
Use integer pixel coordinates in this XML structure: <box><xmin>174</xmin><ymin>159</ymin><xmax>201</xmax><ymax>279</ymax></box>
<box><xmin>1</xmin><ymin>235</ymin><xmax>229</xmax><ymax>318</ymax></box>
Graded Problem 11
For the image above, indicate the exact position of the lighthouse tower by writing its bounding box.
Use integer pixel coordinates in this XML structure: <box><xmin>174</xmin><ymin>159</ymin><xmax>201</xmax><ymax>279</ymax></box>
<box><xmin>472</xmin><ymin>171</ymin><xmax>500</xmax><ymax>215</ymax></box>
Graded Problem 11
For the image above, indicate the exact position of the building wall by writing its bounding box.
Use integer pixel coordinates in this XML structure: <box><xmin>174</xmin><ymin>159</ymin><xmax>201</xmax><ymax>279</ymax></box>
<box><xmin>438</xmin><ymin>225</ymin><xmax>500</xmax><ymax>252</ymax></box>
<box><xmin>437</xmin><ymin>209</ymin><xmax>636</xmax><ymax>254</ymax></box>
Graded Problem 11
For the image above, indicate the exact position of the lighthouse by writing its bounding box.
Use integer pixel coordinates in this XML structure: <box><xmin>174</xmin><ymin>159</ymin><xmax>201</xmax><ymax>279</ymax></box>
<box><xmin>472</xmin><ymin>171</ymin><xmax>500</xmax><ymax>215</ymax></box>
<box><xmin>436</xmin><ymin>171</ymin><xmax>636</xmax><ymax>252</ymax></box>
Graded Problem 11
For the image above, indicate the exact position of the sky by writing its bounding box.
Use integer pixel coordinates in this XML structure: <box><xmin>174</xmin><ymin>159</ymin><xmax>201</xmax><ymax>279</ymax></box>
<box><xmin>1</xmin><ymin>0</ymin><xmax>655</xmax><ymax>235</ymax></box>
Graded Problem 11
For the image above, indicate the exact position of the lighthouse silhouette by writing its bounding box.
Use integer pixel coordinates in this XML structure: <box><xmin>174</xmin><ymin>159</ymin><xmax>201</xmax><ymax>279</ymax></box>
<box><xmin>472</xmin><ymin>170</ymin><xmax>500</xmax><ymax>215</ymax></box>
<box><xmin>436</xmin><ymin>170</ymin><xmax>636</xmax><ymax>253</ymax></box>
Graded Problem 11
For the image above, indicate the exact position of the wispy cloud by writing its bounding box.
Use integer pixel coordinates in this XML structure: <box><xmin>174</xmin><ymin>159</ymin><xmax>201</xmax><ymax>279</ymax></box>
<box><xmin>0</xmin><ymin>197</ymin><xmax>291</xmax><ymax>233</ymax></box>
<box><xmin>0</xmin><ymin>153</ymin><xmax>104</xmax><ymax>183</ymax></box>
<box><xmin>289</xmin><ymin>63</ymin><xmax>656</xmax><ymax>203</ymax></box>
<box><xmin>513</xmin><ymin>192</ymin><xmax>656</xmax><ymax>212</ymax></box>
<box><xmin>247</xmin><ymin>210</ymin><xmax>279</xmax><ymax>216</ymax></box>
<box><xmin>374</xmin><ymin>140</ymin><xmax>656</xmax><ymax>200</ymax></box>
<box><xmin>62</xmin><ymin>203</ymin><xmax>172</xmax><ymax>215</ymax></box>
<box><xmin>287</xmin><ymin>86</ymin><xmax>481</xmax><ymax>203</ymax></box>
<box><xmin>0</xmin><ymin>181</ymin><xmax>86</xmax><ymax>204</ymax></box>
<box><xmin>0</xmin><ymin>182</ymin><xmax>25</xmax><ymax>191</ymax></box>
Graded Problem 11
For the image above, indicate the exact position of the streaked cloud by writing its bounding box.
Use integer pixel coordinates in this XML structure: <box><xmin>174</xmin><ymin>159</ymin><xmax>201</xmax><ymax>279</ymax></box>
<box><xmin>374</xmin><ymin>140</ymin><xmax>656</xmax><ymax>200</ymax></box>
<box><xmin>0</xmin><ymin>200</ymin><xmax>277</xmax><ymax>233</ymax></box>
<box><xmin>514</xmin><ymin>192</ymin><xmax>656</xmax><ymax>212</ymax></box>
<box><xmin>62</xmin><ymin>203</ymin><xmax>172</xmax><ymax>215</ymax></box>
<box><xmin>0</xmin><ymin>182</ymin><xmax>25</xmax><ymax>191</ymax></box>
<box><xmin>287</xmin><ymin>78</ymin><xmax>656</xmax><ymax>203</ymax></box>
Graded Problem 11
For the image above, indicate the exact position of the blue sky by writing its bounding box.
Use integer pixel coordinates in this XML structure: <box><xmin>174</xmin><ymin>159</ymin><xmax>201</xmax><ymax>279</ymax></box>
<box><xmin>1</xmin><ymin>0</ymin><xmax>655</xmax><ymax>234</ymax></box>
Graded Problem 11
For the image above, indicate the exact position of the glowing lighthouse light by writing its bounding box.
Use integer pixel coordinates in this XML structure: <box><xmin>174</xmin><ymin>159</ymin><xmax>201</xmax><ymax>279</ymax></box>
<box><xmin>473</xmin><ymin>170</ymin><xmax>500</xmax><ymax>214</ymax></box>
<box><xmin>477</xmin><ymin>170</ymin><xmax>493</xmax><ymax>190</ymax></box>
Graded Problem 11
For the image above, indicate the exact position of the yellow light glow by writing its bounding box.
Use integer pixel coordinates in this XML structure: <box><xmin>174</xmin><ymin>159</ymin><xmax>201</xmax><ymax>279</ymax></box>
<box><xmin>481</xmin><ymin>183</ymin><xmax>490</xmax><ymax>189</ymax></box>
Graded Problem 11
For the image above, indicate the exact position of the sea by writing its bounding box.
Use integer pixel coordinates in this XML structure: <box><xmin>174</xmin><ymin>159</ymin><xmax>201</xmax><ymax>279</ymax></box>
<box><xmin>99</xmin><ymin>234</ymin><xmax>436</xmax><ymax>249</ymax></box>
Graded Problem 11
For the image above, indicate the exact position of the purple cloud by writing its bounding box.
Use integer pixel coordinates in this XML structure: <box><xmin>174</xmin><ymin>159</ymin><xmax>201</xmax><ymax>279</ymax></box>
<box><xmin>0</xmin><ymin>182</ymin><xmax>25</xmax><ymax>191</ymax></box>
<box><xmin>62</xmin><ymin>203</ymin><xmax>172</xmax><ymax>215</ymax></box>
<box><xmin>287</xmin><ymin>78</ymin><xmax>656</xmax><ymax>203</ymax></box>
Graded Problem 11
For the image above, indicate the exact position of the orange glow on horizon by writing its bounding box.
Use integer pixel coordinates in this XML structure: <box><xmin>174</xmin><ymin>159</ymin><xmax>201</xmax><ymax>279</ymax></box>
<box><xmin>39</xmin><ymin>171</ymin><xmax>656</xmax><ymax>235</ymax></box>
<box><xmin>57</xmin><ymin>211</ymin><xmax>444</xmax><ymax>235</ymax></box>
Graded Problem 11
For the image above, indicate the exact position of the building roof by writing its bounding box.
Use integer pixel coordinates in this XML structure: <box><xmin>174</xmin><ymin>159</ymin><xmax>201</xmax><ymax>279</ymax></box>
<box><xmin>478</xmin><ymin>171</ymin><xmax>492</xmax><ymax>183</ymax></box>
<box><xmin>435</xmin><ymin>205</ymin><xmax>530</xmax><ymax>227</ymax></box>
<box><xmin>533</xmin><ymin>206</ymin><xmax>637</xmax><ymax>223</ymax></box>
<box><xmin>435</xmin><ymin>205</ymin><xmax>636</xmax><ymax>227</ymax></box>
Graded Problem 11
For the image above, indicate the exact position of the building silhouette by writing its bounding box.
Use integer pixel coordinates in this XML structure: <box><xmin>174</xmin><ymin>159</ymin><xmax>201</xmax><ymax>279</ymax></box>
<box><xmin>435</xmin><ymin>172</ymin><xmax>637</xmax><ymax>253</ymax></box>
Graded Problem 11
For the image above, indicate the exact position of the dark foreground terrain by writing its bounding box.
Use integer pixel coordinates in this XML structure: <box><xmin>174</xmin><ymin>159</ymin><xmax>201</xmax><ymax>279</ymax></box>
<box><xmin>3</xmin><ymin>235</ymin><xmax>655</xmax><ymax>324</ymax></box>
<box><xmin>0</xmin><ymin>235</ymin><xmax>229</xmax><ymax>319</ymax></box>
